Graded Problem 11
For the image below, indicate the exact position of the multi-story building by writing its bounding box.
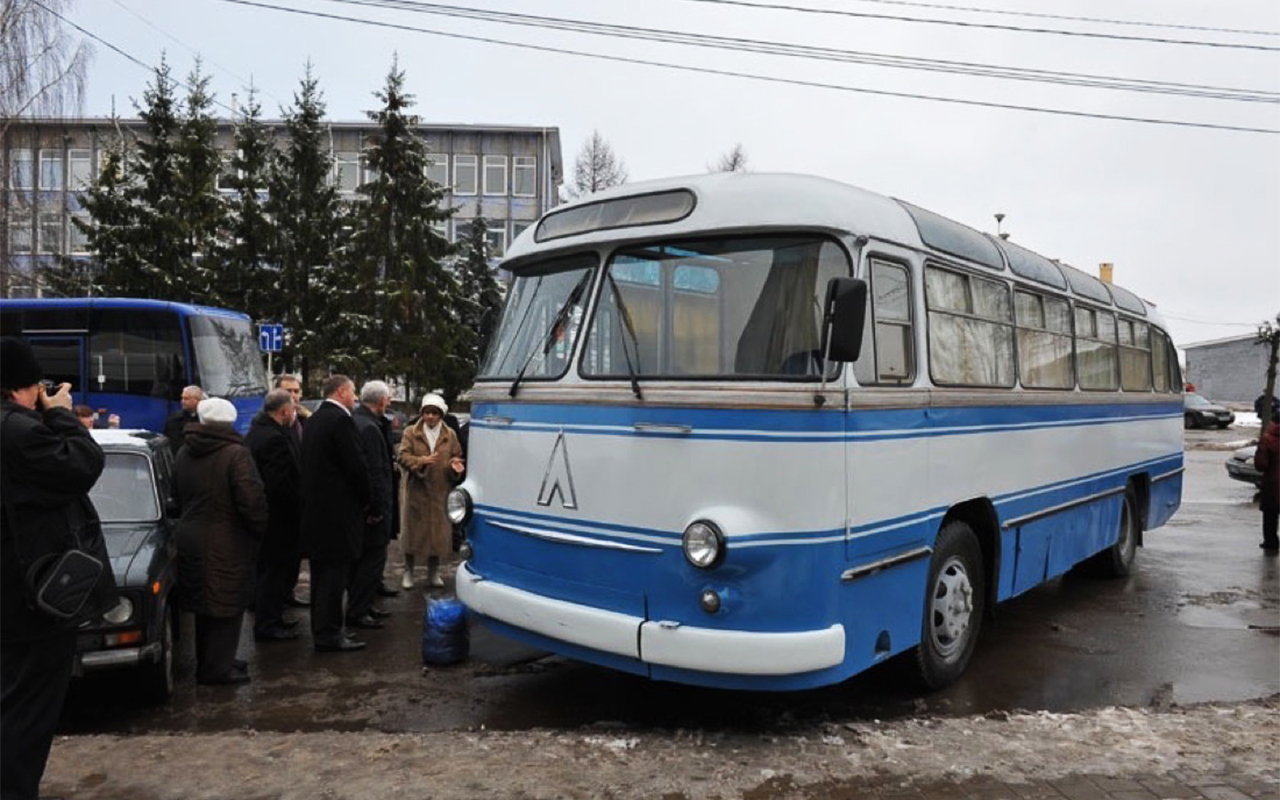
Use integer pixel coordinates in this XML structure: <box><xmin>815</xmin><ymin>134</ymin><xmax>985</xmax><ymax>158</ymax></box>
<box><xmin>1</xmin><ymin>117</ymin><xmax>563</xmax><ymax>297</ymax></box>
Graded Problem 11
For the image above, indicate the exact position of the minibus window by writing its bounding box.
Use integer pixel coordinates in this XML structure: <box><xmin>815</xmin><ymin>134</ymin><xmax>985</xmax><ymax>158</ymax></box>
<box><xmin>478</xmin><ymin>254</ymin><xmax>598</xmax><ymax>380</ymax></box>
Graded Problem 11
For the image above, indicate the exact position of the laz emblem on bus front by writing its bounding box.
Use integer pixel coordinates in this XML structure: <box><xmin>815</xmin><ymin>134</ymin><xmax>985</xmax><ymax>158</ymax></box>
<box><xmin>537</xmin><ymin>430</ymin><xmax>578</xmax><ymax>510</ymax></box>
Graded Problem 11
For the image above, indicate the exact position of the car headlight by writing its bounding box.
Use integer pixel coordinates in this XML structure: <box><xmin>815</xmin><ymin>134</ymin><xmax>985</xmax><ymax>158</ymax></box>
<box><xmin>447</xmin><ymin>488</ymin><xmax>473</xmax><ymax>525</ymax></box>
<box><xmin>103</xmin><ymin>596</ymin><xmax>134</xmax><ymax>625</ymax></box>
<box><xmin>682</xmin><ymin>520</ymin><xmax>725</xmax><ymax>569</ymax></box>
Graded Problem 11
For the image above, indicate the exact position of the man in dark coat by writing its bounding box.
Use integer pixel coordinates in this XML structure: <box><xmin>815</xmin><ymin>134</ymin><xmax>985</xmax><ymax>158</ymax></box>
<box><xmin>246</xmin><ymin>389</ymin><xmax>303</xmax><ymax>641</ymax></box>
<box><xmin>1256</xmin><ymin>420</ymin><xmax>1279</xmax><ymax>554</ymax></box>
<box><xmin>1</xmin><ymin>337</ymin><xmax>118</xmax><ymax>800</ymax></box>
<box><xmin>300</xmin><ymin>375</ymin><xmax>372</xmax><ymax>652</ymax></box>
<box><xmin>172</xmin><ymin>398</ymin><xmax>268</xmax><ymax>684</ymax></box>
<box><xmin>348</xmin><ymin>381</ymin><xmax>395</xmax><ymax>629</ymax></box>
<box><xmin>163</xmin><ymin>385</ymin><xmax>204</xmax><ymax>453</ymax></box>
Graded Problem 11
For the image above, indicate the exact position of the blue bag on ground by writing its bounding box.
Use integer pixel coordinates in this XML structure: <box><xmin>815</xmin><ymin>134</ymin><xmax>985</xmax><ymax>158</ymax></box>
<box><xmin>422</xmin><ymin>596</ymin><xmax>470</xmax><ymax>665</ymax></box>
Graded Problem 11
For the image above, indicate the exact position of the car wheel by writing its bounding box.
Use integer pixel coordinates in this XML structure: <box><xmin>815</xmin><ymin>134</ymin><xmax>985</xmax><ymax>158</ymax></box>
<box><xmin>1084</xmin><ymin>489</ymin><xmax>1139</xmax><ymax>578</ymax></box>
<box><xmin>1183</xmin><ymin>413</ymin><xmax>1198</xmax><ymax>430</ymax></box>
<box><xmin>138</xmin><ymin>606</ymin><xmax>176</xmax><ymax>705</ymax></box>
<box><xmin>913</xmin><ymin>521</ymin><xmax>985</xmax><ymax>690</ymax></box>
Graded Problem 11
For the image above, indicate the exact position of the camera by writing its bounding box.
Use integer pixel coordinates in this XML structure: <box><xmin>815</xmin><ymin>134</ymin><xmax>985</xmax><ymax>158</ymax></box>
<box><xmin>40</xmin><ymin>379</ymin><xmax>57</xmax><ymax>394</ymax></box>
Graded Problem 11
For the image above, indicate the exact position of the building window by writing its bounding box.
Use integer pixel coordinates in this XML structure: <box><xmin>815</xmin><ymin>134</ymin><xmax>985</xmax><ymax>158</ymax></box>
<box><xmin>512</xmin><ymin>156</ymin><xmax>536</xmax><ymax>197</ymax></box>
<box><xmin>483</xmin><ymin>155</ymin><xmax>507</xmax><ymax>195</ymax></box>
<box><xmin>10</xmin><ymin>149</ymin><xmax>34</xmax><ymax>189</ymax></box>
<box><xmin>38</xmin><ymin>212</ymin><xmax>63</xmax><ymax>254</ymax></box>
<box><xmin>426</xmin><ymin>154</ymin><xmax>448</xmax><ymax>187</ymax></box>
<box><xmin>333</xmin><ymin>151</ymin><xmax>360</xmax><ymax>192</ymax></box>
<box><xmin>69</xmin><ymin>211</ymin><xmax>91</xmax><ymax>254</ymax></box>
<box><xmin>216</xmin><ymin>150</ymin><xmax>239</xmax><ymax>191</ymax></box>
<box><xmin>39</xmin><ymin>149</ymin><xmax>64</xmax><ymax>190</ymax></box>
<box><xmin>9</xmin><ymin>209</ymin><xmax>33</xmax><ymax>252</ymax></box>
<box><xmin>512</xmin><ymin>220</ymin><xmax>532</xmax><ymax>242</ymax></box>
<box><xmin>484</xmin><ymin>223</ymin><xmax>507</xmax><ymax>257</ymax></box>
<box><xmin>454</xmin><ymin>219</ymin><xmax>471</xmax><ymax>244</ymax></box>
<box><xmin>69</xmin><ymin>149</ymin><xmax>93</xmax><ymax>189</ymax></box>
<box><xmin>453</xmin><ymin>155</ymin><xmax>477</xmax><ymax>195</ymax></box>
<box><xmin>430</xmin><ymin>216</ymin><xmax>449</xmax><ymax>240</ymax></box>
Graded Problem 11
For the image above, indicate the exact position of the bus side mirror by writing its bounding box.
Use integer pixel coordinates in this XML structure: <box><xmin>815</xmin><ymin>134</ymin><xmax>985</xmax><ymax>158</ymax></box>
<box><xmin>823</xmin><ymin>277</ymin><xmax>868</xmax><ymax>363</ymax></box>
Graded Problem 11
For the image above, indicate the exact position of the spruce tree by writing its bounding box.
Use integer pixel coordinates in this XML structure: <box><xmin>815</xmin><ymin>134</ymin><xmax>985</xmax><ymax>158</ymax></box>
<box><xmin>127</xmin><ymin>54</ymin><xmax>187</xmax><ymax>298</ymax></box>
<box><xmin>339</xmin><ymin>59</ymin><xmax>453</xmax><ymax>398</ymax></box>
<box><xmin>221</xmin><ymin>86</ymin><xmax>275</xmax><ymax>318</ymax></box>
<box><xmin>268</xmin><ymin>64</ymin><xmax>343</xmax><ymax>387</ymax></box>
<box><xmin>57</xmin><ymin>128</ymin><xmax>134</xmax><ymax>296</ymax></box>
<box><xmin>173</xmin><ymin>59</ymin><xmax>227</xmax><ymax>304</ymax></box>
<box><xmin>454</xmin><ymin>216</ymin><xmax>504</xmax><ymax>391</ymax></box>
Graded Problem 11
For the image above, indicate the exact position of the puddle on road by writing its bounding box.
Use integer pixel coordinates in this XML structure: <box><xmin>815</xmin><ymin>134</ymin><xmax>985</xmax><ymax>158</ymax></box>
<box><xmin>1177</xmin><ymin>599</ymin><xmax>1278</xmax><ymax>633</ymax></box>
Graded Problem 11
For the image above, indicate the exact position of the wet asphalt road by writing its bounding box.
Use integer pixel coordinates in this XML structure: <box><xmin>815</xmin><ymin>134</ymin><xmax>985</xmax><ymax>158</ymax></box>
<box><xmin>61</xmin><ymin>426</ymin><xmax>1279</xmax><ymax>736</ymax></box>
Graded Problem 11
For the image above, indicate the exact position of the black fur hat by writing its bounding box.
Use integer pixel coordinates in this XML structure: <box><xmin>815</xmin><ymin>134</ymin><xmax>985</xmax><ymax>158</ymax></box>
<box><xmin>0</xmin><ymin>337</ymin><xmax>43</xmax><ymax>391</ymax></box>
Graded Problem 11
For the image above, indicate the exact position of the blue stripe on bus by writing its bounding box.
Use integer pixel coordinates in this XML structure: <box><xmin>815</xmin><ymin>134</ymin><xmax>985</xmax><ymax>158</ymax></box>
<box><xmin>471</xmin><ymin>401</ymin><xmax>1181</xmax><ymax>443</ymax></box>
<box><xmin>473</xmin><ymin>450</ymin><xmax>1182</xmax><ymax>552</ymax></box>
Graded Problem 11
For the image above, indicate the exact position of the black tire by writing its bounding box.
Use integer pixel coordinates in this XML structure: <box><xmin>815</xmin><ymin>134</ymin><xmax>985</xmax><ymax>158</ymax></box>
<box><xmin>138</xmin><ymin>606</ymin><xmax>176</xmax><ymax>705</ymax></box>
<box><xmin>913</xmin><ymin>521</ymin><xmax>985</xmax><ymax>690</ymax></box>
<box><xmin>1183</xmin><ymin>413</ymin><xmax>1198</xmax><ymax>430</ymax></box>
<box><xmin>1085</xmin><ymin>489</ymin><xmax>1139</xmax><ymax>578</ymax></box>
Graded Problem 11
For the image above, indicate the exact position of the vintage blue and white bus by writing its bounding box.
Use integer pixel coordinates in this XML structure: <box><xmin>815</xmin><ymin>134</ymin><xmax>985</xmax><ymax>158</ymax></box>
<box><xmin>448</xmin><ymin>173</ymin><xmax>1184</xmax><ymax>692</ymax></box>
<box><xmin>0</xmin><ymin>298</ymin><xmax>269</xmax><ymax>435</ymax></box>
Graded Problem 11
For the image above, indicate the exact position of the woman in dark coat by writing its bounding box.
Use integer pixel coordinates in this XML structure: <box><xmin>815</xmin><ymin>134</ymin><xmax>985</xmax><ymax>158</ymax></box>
<box><xmin>173</xmin><ymin>397</ymin><xmax>269</xmax><ymax>684</ymax></box>
<box><xmin>1255</xmin><ymin>420</ymin><xmax>1279</xmax><ymax>554</ymax></box>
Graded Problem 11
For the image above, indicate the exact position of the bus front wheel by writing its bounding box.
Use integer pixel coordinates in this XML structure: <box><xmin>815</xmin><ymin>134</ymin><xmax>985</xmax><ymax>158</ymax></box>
<box><xmin>914</xmin><ymin>521</ymin><xmax>985</xmax><ymax>690</ymax></box>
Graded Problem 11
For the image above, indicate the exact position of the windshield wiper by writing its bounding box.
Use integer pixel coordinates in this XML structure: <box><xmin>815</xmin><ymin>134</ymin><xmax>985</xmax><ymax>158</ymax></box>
<box><xmin>605</xmin><ymin>272</ymin><xmax>643</xmax><ymax>401</ymax></box>
<box><xmin>509</xmin><ymin>271</ymin><xmax>593</xmax><ymax>398</ymax></box>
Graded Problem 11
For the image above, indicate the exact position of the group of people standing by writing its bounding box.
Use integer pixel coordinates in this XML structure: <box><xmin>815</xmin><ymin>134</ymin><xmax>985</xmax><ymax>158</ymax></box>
<box><xmin>169</xmin><ymin>373</ymin><xmax>466</xmax><ymax>682</ymax></box>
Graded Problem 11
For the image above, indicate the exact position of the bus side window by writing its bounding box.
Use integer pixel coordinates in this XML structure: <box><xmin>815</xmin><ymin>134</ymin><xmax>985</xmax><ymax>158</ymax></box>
<box><xmin>1152</xmin><ymin>329</ymin><xmax>1170</xmax><ymax>392</ymax></box>
<box><xmin>1118</xmin><ymin>319</ymin><xmax>1152</xmax><ymax>392</ymax></box>
<box><xmin>1076</xmin><ymin>306</ymin><xmax>1119</xmax><ymax>391</ymax></box>
<box><xmin>90</xmin><ymin>309</ymin><xmax>186</xmax><ymax>396</ymax></box>
<box><xmin>854</xmin><ymin>259</ymin><xmax>914</xmax><ymax>385</ymax></box>
<box><xmin>924</xmin><ymin>266</ymin><xmax>1014</xmax><ymax>388</ymax></box>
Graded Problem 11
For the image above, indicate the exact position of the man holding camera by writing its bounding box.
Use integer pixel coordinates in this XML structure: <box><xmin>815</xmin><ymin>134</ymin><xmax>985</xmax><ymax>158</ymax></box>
<box><xmin>1</xmin><ymin>337</ymin><xmax>117</xmax><ymax>800</ymax></box>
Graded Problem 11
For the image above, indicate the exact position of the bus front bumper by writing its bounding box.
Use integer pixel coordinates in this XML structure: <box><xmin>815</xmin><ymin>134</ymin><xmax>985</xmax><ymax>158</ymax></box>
<box><xmin>456</xmin><ymin>563</ymin><xmax>845</xmax><ymax>676</ymax></box>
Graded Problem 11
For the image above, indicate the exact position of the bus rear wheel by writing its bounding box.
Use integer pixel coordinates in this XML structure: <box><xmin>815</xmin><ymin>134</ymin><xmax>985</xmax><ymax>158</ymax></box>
<box><xmin>1084</xmin><ymin>489</ymin><xmax>1138</xmax><ymax>578</ymax></box>
<box><xmin>914</xmin><ymin>521</ymin><xmax>985</xmax><ymax>690</ymax></box>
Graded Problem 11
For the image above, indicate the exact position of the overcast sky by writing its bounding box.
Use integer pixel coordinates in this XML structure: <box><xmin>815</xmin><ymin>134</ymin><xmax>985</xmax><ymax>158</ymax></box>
<box><xmin>65</xmin><ymin>0</ymin><xmax>1279</xmax><ymax>350</ymax></box>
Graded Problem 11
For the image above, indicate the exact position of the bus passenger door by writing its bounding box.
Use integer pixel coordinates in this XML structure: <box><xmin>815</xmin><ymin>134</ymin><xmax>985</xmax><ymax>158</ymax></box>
<box><xmin>26</xmin><ymin>336</ymin><xmax>85</xmax><ymax>404</ymax></box>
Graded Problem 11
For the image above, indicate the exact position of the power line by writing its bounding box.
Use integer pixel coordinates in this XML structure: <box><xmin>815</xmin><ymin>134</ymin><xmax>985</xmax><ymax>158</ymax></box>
<box><xmin>212</xmin><ymin>0</ymin><xmax>1280</xmax><ymax>135</ymax></box>
<box><xmin>36</xmin><ymin>0</ymin><xmax>243</xmax><ymax>117</ymax></box>
<box><xmin>759</xmin><ymin>0</ymin><xmax>1280</xmax><ymax>38</ymax></box>
<box><xmin>319</xmin><ymin>0</ymin><xmax>1280</xmax><ymax>104</ymax></box>
<box><xmin>669</xmin><ymin>0</ymin><xmax>1280</xmax><ymax>51</ymax></box>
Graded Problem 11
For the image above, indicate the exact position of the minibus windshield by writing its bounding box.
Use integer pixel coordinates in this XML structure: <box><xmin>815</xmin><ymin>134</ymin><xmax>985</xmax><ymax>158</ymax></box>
<box><xmin>478</xmin><ymin>253</ymin><xmax>598</xmax><ymax>380</ymax></box>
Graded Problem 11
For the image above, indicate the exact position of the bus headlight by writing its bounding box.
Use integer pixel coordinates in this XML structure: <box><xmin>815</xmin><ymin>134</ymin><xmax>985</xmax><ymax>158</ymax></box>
<box><xmin>103</xmin><ymin>596</ymin><xmax>134</xmax><ymax>625</ymax></box>
<box><xmin>682</xmin><ymin>520</ymin><xmax>725</xmax><ymax>569</ymax></box>
<box><xmin>446</xmin><ymin>488</ymin><xmax>473</xmax><ymax>526</ymax></box>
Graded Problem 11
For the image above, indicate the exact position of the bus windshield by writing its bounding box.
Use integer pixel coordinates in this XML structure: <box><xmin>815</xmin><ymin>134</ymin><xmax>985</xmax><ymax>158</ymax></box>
<box><xmin>189</xmin><ymin>314</ymin><xmax>269</xmax><ymax>397</ymax></box>
<box><xmin>584</xmin><ymin>236</ymin><xmax>848</xmax><ymax>379</ymax></box>
<box><xmin>478</xmin><ymin>253</ymin><xmax>598</xmax><ymax>380</ymax></box>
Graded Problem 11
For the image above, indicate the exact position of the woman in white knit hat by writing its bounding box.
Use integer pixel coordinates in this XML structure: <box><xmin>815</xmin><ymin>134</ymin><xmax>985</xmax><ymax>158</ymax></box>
<box><xmin>395</xmin><ymin>393</ymin><xmax>465</xmax><ymax>589</ymax></box>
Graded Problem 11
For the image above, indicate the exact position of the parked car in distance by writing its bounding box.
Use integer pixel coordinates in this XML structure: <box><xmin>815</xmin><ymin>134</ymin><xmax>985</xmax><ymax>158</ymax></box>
<box><xmin>76</xmin><ymin>429</ymin><xmax>179</xmax><ymax>704</ymax></box>
<box><xmin>1184</xmin><ymin>393</ymin><xmax>1235</xmax><ymax>429</ymax></box>
<box><xmin>1226</xmin><ymin>444</ymin><xmax>1262</xmax><ymax>488</ymax></box>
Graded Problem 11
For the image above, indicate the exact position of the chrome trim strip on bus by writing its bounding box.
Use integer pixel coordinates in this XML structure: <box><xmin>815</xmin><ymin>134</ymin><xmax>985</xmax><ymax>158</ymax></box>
<box><xmin>1152</xmin><ymin>467</ymin><xmax>1186</xmax><ymax>483</ymax></box>
<box><xmin>489</xmin><ymin>520</ymin><xmax>664</xmax><ymax>554</ymax></box>
<box><xmin>1001</xmin><ymin>485</ymin><xmax>1128</xmax><ymax>529</ymax></box>
<box><xmin>481</xmin><ymin>415</ymin><xmax>514</xmax><ymax>426</ymax></box>
<box><xmin>633</xmin><ymin>422</ymin><xmax>693</xmax><ymax>435</ymax></box>
<box><xmin>840</xmin><ymin>546</ymin><xmax>933</xmax><ymax>582</ymax></box>
<box><xmin>456</xmin><ymin>563</ymin><xmax>846</xmax><ymax>675</ymax></box>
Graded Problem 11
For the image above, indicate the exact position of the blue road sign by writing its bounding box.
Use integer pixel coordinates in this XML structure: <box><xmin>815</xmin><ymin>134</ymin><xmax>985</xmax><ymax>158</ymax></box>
<box><xmin>259</xmin><ymin>324</ymin><xmax>284</xmax><ymax>353</ymax></box>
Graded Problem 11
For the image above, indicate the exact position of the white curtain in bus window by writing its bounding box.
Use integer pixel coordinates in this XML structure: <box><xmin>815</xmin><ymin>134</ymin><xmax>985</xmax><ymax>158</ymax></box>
<box><xmin>1118</xmin><ymin>319</ymin><xmax>1152</xmax><ymax>391</ymax></box>
<box><xmin>584</xmin><ymin>237</ymin><xmax>846</xmax><ymax>378</ymax></box>
<box><xmin>1075</xmin><ymin>306</ymin><xmax>1118</xmax><ymax>390</ymax></box>
<box><xmin>1151</xmin><ymin>329</ymin><xmax>1170</xmax><ymax>392</ymax></box>
<box><xmin>1014</xmin><ymin>290</ymin><xmax>1074</xmax><ymax>389</ymax></box>
<box><xmin>89</xmin><ymin>309</ymin><xmax>186</xmax><ymax>399</ymax></box>
<box><xmin>925</xmin><ymin>267</ymin><xmax>1014</xmax><ymax>387</ymax></box>
<box><xmin>188</xmin><ymin>315</ymin><xmax>270</xmax><ymax>397</ymax></box>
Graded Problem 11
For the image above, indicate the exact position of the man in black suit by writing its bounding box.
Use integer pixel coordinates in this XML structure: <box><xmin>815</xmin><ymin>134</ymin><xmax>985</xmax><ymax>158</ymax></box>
<box><xmin>245</xmin><ymin>388</ymin><xmax>303</xmax><ymax>642</ymax></box>
<box><xmin>299</xmin><ymin>375</ymin><xmax>372</xmax><ymax>652</ymax></box>
<box><xmin>348</xmin><ymin>380</ymin><xmax>395</xmax><ymax>630</ymax></box>
<box><xmin>163</xmin><ymin>385</ymin><xmax>204</xmax><ymax>454</ymax></box>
